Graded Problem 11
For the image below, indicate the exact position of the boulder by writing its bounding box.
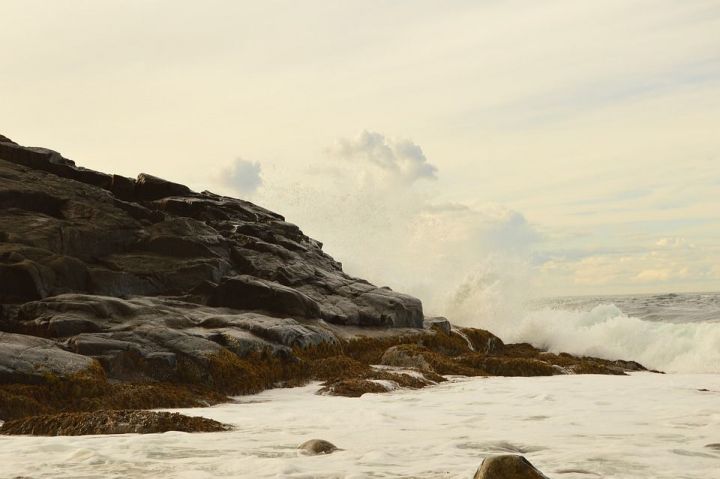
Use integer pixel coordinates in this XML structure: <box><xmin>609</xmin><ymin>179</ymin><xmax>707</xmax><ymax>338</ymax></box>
<box><xmin>461</xmin><ymin>328</ymin><xmax>505</xmax><ymax>355</ymax></box>
<box><xmin>134</xmin><ymin>173</ymin><xmax>193</xmax><ymax>201</ymax></box>
<box><xmin>318</xmin><ymin>379</ymin><xmax>389</xmax><ymax>397</ymax></box>
<box><xmin>424</xmin><ymin>316</ymin><xmax>452</xmax><ymax>335</ymax></box>
<box><xmin>297</xmin><ymin>439</ymin><xmax>339</xmax><ymax>455</ymax></box>
<box><xmin>473</xmin><ymin>455</ymin><xmax>549</xmax><ymax>479</ymax></box>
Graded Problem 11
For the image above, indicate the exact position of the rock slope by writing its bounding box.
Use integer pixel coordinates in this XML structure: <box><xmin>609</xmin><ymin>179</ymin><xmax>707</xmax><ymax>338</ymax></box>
<box><xmin>0</xmin><ymin>134</ymin><xmax>648</xmax><ymax>427</ymax></box>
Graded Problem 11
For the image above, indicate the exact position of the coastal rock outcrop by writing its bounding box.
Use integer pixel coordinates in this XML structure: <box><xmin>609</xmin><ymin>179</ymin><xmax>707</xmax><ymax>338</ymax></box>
<box><xmin>0</xmin><ymin>134</ymin><xmax>650</xmax><ymax>423</ymax></box>
<box><xmin>0</xmin><ymin>135</ymin><xmax>422</xmax><ymax>328</ymax></box>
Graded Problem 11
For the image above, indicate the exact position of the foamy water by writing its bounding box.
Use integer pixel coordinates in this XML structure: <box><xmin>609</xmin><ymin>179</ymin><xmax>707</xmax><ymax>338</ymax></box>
<box><xmin>452</xmin><ymin>291</ymin><xmax>720</xmax><ymax>373</ymax></box>
<box><xmin>2</xmin><ymin>374</ymin><xmax>719</xmax><ymax>478</ymax></box>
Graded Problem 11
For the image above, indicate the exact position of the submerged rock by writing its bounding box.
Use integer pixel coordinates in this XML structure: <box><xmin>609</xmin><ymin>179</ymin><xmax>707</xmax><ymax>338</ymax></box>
<box><xmin>298</xmin><ymin>439</ymin><xmax>339</xmax><ymax>455</ymax></box>
<box><xmin>473</xmin><ymin>455</ymin><xmax>549</xmax><ymax>479</ymax></box>
<box><xmin>318</xmin><ymin>379</ymin><xmax>389</xmax><ymax>397</ymax></box>
<box><xmin>0</xmin><ymin>410</ymin><xmax>229</xmax><ymax>436</ymax></box>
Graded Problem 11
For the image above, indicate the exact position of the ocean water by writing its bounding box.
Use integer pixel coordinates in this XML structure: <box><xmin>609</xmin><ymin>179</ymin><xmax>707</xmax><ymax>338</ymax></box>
<box><xmin>1</xmin><ymin>375</ymin><xmax>719</xmax><ymax>478</ymax></box>
<box><xmin>536</xmin><ymin>292</ymin><xmax>720</xmax><ymax>324</ymax></box>
<box><xmin>1</xmin><ymin>293</ymin><xmax>719</xmax><ymax>478</ymax></box>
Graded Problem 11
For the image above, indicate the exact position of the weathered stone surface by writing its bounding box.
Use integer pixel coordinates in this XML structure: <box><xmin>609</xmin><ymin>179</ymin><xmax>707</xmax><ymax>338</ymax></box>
<box><xmin>208</xmin><ymin>275</ymin><xmax>322</xmax><ymax>318</ymax></box>
<box><xmin>424</xmin><ymin>316</ymin><xmax>452</xmax><ymax>335</ymax></box>
<box><xmin>0</xmin><ymin>332</ymin><xmax>100</xmax><ymax>384</ymax></box>
<box><xmin>0</xmin><ymin>410</ymin><xmax>229</xmax><ymax>436</ymax></box>
<box><xmin>297</xmin><ymin>439</ymin><xmax>339</xmax><ymax>455</ymax></box>
<box><xmin>473</xmin><ymin>455</ymin><xmax>550</xmax><ymax>479</ymax></box>
<box><xmin>134</xmin><ymin>173</ymin><xmax>193</xmax><ymax>201</ymax></box>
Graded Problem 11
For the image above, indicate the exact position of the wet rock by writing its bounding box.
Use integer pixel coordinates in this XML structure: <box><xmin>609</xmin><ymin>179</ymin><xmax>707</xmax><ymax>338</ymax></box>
<box><xmin>0</xmin><ymin>410</ymin><xmax>229</xmax><ymax>436</ymax></box>
<box><xmin>319</xmin><ymin>379</ymin><xmax>389</xmax><ymax>397</ymax></box>
<box><xmin>134</xmin><ymin>173</ymin><xmax>193</xmax><ymax>201</ymax></box>
<box><xmin>297</xmin><ymin>439</ymin><xmax>339</xmax><ymax>455</ymax></box>
<box><xmin>424</xmin><ymin>316</ymin><xmax>452</xmax><ymax>335</ymax></box>
<box><xmin>473</xmin><ymin>455</ymin><xmax>549</xmax><ymax>479</ymax></box>
<box><xmin>461</xmin><ymin>328</ymin><xmax>505</xmax><ymax>355</ymax></box>
<box><xmin>208</xmin><ymin>275</ymin><xmax>322</xmax><ymax>319</ymax></box>
<box><xmin>0</xmin><ymin>260</ymin><xmax>46</xmax><ymax>302</ymax></box>
<box><xmin>381</xmin><ymin>345</ymin><xmax>434</xmax><ymax>373</ymax></box>
<box><xmin>0</xmin><ymin>332</ymin><xmax>101</xmax><ymax>385</ymax></box>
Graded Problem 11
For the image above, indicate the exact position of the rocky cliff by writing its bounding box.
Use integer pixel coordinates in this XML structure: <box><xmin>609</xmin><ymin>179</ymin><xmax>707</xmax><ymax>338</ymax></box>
<box><xmin>0</xmin><ymin>134</ymin><xmax>647</xmax><ymax>428</ymax></box>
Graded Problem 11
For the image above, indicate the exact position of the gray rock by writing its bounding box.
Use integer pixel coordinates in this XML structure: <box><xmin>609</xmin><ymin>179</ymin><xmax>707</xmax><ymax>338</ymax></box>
<box><xmin>0</xmin><ymin>332</ymin><xmax>99</xmax><ymax>384</ymax></box>
<box><xmin>134</xmin><ymin>173</ymin><xmax>193</xmax><ymax>201</ymax></box>
<box><xmin>297</xmin><ymin>439</ymin><xmax>339</xmax><ymax>455</ymax></box>
<box><xmin>0</xmin><ymin>135</ymin><xmax>433</xmax><ymax>392</ymax></box>
<box><xmin>424</xmin><ymin>317</ymin><xmax>452</xmax><ymax>335</ymax></box>
<box><xmin>473</xmin><ymin>455</ymin><xmax>549</xmax><ymax>479</ymax></box>
<box><xmin>208</xmin><ymin>275</ymin><xmax>322</xmax><ymax>319</ymax></box>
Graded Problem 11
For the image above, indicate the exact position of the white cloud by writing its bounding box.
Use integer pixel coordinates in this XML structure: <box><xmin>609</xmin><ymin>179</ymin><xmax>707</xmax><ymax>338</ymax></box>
<box><xmin>221</xmin><ymin>158</ymin><xmax>263</xmax><ymax>196</ymax></box>
<box><xmin>655</xmin><ymin>237</ymin><xmax>694</xmax><ymax>249</ymax></box>
<box><xmin>330</xmin><ymin>130</ymin><xmax>437</xmax><ymax>185</ymax></box>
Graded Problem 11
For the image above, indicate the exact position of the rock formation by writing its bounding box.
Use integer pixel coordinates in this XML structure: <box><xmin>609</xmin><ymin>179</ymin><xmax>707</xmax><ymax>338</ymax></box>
<box><xmin>0</xmin><ymin>134</ymin><xmax>649</xmax><ymax>430</ymax></box>
<box><xmin>473</xmin><ymin>455</ymin><xmax>550</xmax><ymax>479</ymax></box>
<box><xmin>0</xmin><ymin>410</ymin><xmax>228</xmax><ymax>435</ymax></box>
<box><xmin>298</xmin><ymin>439</ymin><xmax>340</xmax><ymax>455</ymax></box>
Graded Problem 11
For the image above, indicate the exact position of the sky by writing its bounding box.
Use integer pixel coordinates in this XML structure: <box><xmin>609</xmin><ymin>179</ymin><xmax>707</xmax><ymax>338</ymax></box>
<box><xmin>2</xmin><ymin>0</ymin><xmax>719</xmax><ymax>313</ymax></box>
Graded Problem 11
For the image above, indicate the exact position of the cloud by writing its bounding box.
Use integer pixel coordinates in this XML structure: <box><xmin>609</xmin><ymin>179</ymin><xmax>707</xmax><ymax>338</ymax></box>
<box><xmin>330</xmin><ymin>130</ymin><xmax>437</xmax><ymax>185</ymax></box>
<box><xmin>532</xmin><ymin>236</ymin><xmax>720</xmax><ymax>294</ymax></box>
<box><xmin>221</xmin><ymin>158</ymin><xmax>263</xmax><ymax>195</ymax></box>
<box><xmin>655</xmin><ymin>237</ymin><xmax>694</xmax><ymax>249</ymax></box>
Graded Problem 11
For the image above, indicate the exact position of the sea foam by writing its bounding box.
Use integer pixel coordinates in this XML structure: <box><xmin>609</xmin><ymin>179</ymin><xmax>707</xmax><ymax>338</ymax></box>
<box><xmin>451</xmin><ymin>285</ymin><xmax>720</xmax><ymax>373</ymax></box>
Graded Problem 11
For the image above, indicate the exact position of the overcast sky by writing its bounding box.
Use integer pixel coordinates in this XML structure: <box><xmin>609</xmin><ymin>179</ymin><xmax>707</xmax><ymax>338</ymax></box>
<box><xmin>2</xmin><ymin>1</ymin><xmax>719</xmax><ymax>310</ymax></box>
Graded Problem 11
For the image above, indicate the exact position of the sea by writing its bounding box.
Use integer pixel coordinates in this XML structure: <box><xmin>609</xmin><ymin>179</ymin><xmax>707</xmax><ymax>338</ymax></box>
<box><xmin>1</xmin><ymin>292</ymin><xmax>719</xmax><ymax>478</ymax></box>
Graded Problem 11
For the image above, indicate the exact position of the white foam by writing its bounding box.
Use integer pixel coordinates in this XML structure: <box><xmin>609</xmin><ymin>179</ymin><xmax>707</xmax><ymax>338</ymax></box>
<box><xmin>444</xmin><ymin>266</ymin><xmax>720</xmax><ymax>373</ymax></box>
<box><xmin>458</xmin><ymin>302</ymin><xmax>720</xmax><ymax>373</ymax></box>
<box><xmin>1</xmin><ymin>374</ymin><xmax>719</xmax><ymax>478</ymax></box>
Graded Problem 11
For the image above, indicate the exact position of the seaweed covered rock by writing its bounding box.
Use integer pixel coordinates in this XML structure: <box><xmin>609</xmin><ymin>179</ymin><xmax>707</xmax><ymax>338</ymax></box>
<box><xmin>318</xmin><ymin>379</ymin><xmax>390</xmax><ymax>397</ymax></box>
<box><xmin>0</xmin><ymin>410</ymin><xmax>229</xmax><ymax>436</ymax></box>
